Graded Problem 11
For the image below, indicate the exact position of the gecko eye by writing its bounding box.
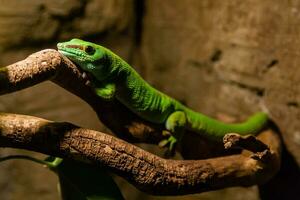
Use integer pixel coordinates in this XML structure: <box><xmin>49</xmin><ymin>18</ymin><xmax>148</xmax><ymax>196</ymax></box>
<box><xmin>85</xmin><ymin>45</ymin><xmax>95</xmax><ymax>55</ymax></box>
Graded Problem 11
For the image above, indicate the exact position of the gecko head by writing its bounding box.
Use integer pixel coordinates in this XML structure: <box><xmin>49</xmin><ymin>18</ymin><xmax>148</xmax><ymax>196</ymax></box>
<box><xmin>57</xmin><ymin>38</ymin><xmax>109</xmax><ymax>74</ymax></box>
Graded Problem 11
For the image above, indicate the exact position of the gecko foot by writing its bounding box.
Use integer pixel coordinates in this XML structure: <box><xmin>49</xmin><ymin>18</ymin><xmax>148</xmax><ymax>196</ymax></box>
<box><xmin>158</xmin><ymin>135</ymin><xmax>177</xmax><ymax>157</ymax></box>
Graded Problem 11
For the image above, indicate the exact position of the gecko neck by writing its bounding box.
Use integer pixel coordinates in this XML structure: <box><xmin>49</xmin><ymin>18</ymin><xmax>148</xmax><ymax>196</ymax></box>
<box><xmin>107</xmin><ymin>53</ymin><xmax>176</xmax><ymax>123</ymax></box>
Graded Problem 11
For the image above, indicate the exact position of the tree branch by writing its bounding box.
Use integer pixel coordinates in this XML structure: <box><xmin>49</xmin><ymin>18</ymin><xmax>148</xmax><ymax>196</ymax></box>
<box><xmin>0</xmin><ymin>113</ymin><xmax>281</xmax><ymax>195</ymax></box>
<box><xmin>0</xmin><ymin>50</ymin><xmax>282</xmax><ymax>195</ymax></box>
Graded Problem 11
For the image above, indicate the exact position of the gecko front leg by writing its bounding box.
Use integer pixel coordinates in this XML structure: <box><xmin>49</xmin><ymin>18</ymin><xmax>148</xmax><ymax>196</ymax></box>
<box><xmin>159</xmin><ymin>111</ymin><xmax>187</xmax><ymax>155</ymax></box>
<box><xmin>93</xmin><ymin>81</ymin><xmax>116</xmax><ymax>101</ymax></box>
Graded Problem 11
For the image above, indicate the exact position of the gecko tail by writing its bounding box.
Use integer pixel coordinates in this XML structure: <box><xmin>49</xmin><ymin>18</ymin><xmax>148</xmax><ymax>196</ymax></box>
<box><xmin>188</xmin><ymin>111</ymin><xmax>269</xmax><ymax>141</ymax></box>
<box><xmin>239</xmin><ymin>112</ymin><xmax>269</xmax><ymax>134</ymax></box>
<box><xmin>211</xmin><ymin>111</ymin><xmax>269</xmax><ymax>140</ymax></box>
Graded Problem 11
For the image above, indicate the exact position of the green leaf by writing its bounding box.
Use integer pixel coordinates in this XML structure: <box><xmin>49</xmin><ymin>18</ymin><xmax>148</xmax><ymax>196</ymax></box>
<box><xmin>47</xmin><ymin>157</ymin><xmax>124</xmax><ymax>200</ymax></box>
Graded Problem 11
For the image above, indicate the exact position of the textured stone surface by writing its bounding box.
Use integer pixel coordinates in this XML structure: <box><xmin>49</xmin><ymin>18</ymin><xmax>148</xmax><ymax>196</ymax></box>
<box><xmin>139</xmin><ymin>0</ymin><xmax>300</xmax><ymax>198</ymax></box>
<box><xmin>0</xmin><ymin>0</ymin><xmax>134</xmax><ymax>64</ymax></box>
<box><xmin>141</xmin><ymin>0</ymin><xmax>300</xmax><ymax>163</ymax></box>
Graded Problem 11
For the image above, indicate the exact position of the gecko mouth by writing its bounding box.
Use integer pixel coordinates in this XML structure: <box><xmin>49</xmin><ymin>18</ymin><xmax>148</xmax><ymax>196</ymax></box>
<box><xmin>57</xmin><ymin>49</ymin><xmax>73</xmax><ymax>56</ymax></box>
<box><xmin>57</xmin><ymin>49</ymin><xmax>83</xmax><ymax>60</ymax></box>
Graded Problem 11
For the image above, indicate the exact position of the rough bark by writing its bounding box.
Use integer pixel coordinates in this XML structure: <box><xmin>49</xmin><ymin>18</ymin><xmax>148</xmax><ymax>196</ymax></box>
<box><xmin>0</xmin><ymin>113</ymin><xmax>280</xmax><ymax>195</ymax></box>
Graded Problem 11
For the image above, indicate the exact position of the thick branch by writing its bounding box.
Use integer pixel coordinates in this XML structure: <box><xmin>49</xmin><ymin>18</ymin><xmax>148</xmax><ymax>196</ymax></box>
<box><xmin>0</xmin><ymin>113</ymin><xmax>281</xmax><ymax>195</ymax></box>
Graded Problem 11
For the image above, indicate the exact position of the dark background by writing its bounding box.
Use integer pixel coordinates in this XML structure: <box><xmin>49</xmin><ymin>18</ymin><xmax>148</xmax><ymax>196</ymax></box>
<box><xmin>0</xmin><ymin>0</ymin><xmax>299</xmax><ymax>199</ymax></box>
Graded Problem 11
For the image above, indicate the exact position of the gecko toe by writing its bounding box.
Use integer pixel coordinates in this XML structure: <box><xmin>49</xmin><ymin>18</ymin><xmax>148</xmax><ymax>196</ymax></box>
<box><xmin>82</xmin><ymin>72</ymin><xmax>87</xmax><ymax>79</ymax></box>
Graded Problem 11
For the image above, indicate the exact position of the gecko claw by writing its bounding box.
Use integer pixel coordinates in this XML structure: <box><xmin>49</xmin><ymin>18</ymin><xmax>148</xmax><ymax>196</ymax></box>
<box><xmin>82</xmin><ymin>72</ymin><xmax>87</xmax><ymax>79</ymax></box>
<box><xmin>158</xmin><ymin>139</ymin><xmax>169</xmax><ymax>148</ymax></box>
<box><xmin>162</xmin><ymin>130</ymin><xmax>171</xmax><ymax>136</ymax></box>
<box><xmin>158</xmin><ymin>135</ymin><xmax>177</xmax><ymax>157</ymax></box>
<box><xmin>80</xmin><ymin>71</ymin><xmax>92</xmax><ymax>86</ymax></box>
<box><xmin>86</xmin><ymin>80</ymin><xmax>91</xmax><ymax>86</ymax></box>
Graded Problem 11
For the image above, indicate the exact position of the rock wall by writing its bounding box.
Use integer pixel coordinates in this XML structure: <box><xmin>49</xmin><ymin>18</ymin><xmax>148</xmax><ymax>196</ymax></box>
<box><xmin>0</xmin><ymin>0</ymin><xmax>299</xmax><ymax>199</ymax></box>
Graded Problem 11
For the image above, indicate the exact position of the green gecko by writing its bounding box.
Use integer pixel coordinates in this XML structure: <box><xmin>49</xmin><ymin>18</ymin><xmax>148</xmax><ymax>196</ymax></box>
<box><xmin>57</xmin><ymin>39</ymin><xmax>268</xmax><ymax>153</ymax></box>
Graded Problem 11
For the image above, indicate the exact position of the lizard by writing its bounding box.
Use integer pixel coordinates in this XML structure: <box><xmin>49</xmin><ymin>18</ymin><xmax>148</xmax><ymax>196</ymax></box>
<box><xmin>57</xmin><ymin>38</ymin><xmax>269</xmax><ymax>153</ymax></box>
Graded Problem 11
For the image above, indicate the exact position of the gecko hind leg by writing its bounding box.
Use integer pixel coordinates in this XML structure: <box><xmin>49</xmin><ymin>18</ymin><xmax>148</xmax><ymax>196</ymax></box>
<box><xmin>159</xmin><ymin>111</ymin><xmax>187</xmax><ymax>156</ymax></box>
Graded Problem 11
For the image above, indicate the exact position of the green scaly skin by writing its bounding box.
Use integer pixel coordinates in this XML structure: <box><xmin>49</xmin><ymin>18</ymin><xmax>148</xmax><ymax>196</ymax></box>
<box><xmin>57</xmin><ymin>39</ymin><xmax>269</xmax><ymax>152</ymax></box>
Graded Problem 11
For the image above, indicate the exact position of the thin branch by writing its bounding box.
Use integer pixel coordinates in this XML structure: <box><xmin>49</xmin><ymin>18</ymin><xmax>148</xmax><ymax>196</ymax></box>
<box><xmin>224</xmin><ymin>133</ymin><xmax>269</xmax><ymax>152</ymax></box>
<box><xmin>0</xmin><ymin>113</ymin><xmax>281</xmax><ymax>195</ymax></box>
<box><xmin>223</xmin><ymin>133</ymin><xmax>274</xmax><ymax>161</ymax></box>
<box><xmin>0</xmin><ymin>155</ymin><xmax>50</xmax><ymax>166</ymax></box>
